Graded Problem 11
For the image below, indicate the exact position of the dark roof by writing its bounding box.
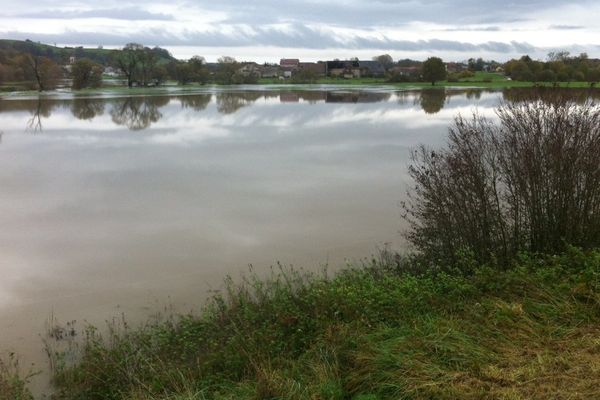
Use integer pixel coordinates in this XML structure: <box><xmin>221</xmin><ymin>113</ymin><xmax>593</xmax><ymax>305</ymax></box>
<box><xmin>326</xmin><ymin>60</ymin><xmax>359</xmax><ymax>69</ymax></box>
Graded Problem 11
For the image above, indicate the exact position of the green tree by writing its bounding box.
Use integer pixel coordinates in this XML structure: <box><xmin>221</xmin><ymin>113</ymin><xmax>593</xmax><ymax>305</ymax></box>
<box><xmin>587</xmin><ymin>68</ymin><xmax>600</xmax><ymax>87</ymax></box>
<box><xmin>189</xmin><ymin>56</ymin><xmax>209</xmax><ymax>84</ymax></box>
<box><xmin>71</xmin><ymin>58</ymin><xmax>103</xmax><ymax>89</ymax></box>
<box><xmin>215</xmin><ymin>56</ymin><xmax>239</xmax><ymax>85</ymax></box>
<box><xmin>112</xmin><ymin>43</ymin><xmax>143</xmax><ymax>88</ymax></box>
<box><xmin>536</xmin><ymin>69</ymin><xmax>556</xmax><ymax>83</ymax></box>
<box><xmin>422</xmin><ymin>57</ymin><xmax>447</xmax><ymax>86</ymax></box>
<box><xmin>137</xmin><ymin>47</ymin><xmax>159</xmax><ymax>86</ymax></box>
<box><xmin>175</xmin><ymin>62</ymin><xmax>193</xmax><ymax>85</ymax></box>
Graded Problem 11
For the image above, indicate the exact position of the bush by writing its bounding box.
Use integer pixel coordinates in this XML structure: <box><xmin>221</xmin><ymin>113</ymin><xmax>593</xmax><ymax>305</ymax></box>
<box><xmin>71</xmin><ymin>59</ymin><xmax>103</xmax><ymax>89</ymax></box>
<box><xmin>458</xmin><ymin>70</ymin><xmax>475</xmax><ymax>79</ymax></box>
<box><xmin>403</xmin><ymin>98</ymin><xmax>600</xmax><ymax>267</ymax></box>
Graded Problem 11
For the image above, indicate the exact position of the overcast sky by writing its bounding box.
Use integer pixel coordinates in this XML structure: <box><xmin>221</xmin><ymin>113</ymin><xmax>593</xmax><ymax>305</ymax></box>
<box><xmin>1</xmin><ymin>0</ymin><xmax>599</xmax><ymax>62</ymax></box>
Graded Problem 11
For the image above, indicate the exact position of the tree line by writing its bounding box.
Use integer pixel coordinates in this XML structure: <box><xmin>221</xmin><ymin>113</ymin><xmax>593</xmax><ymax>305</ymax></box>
<box><xmin>505</xmin><ymin>52</ymin><xmax>600</xmax><ymax>85</ymax></box>
<box><xmin>2</xmin><ymin>39</ymin><xmax>600</xmax><ymax>91</ymax></box>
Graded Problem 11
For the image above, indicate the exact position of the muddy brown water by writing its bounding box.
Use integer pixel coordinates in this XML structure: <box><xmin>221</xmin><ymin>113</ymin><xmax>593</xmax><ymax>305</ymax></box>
<box><xmin>1</xmin><ymin>87</ymin><xmax>596</xmax><ymax>397</ymax></box>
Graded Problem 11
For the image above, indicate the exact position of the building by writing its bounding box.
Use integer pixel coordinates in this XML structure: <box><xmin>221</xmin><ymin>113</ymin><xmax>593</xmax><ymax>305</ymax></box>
<box><xmin>326</xmin><ymin>60</ymin><xmax>360</xmax><ymax>78</ymax></box>
<box><xmin>260</xmin><ymin>65</ymin><xmax>280</xmax><ymax>78</ymax></box>
<box><xmin>298</xmin><ymin>62</ymin><xmax>326</xmax><ymax>77</ymax></box>
<box><xmin>446</xmin><ymin>62</ymin><xmax>467</xmax><ymax>73</ymax></box>
<box><xmin>389</xmin><ymin>66</ymin><xmax>421</xmax><ymax>77</ymax></box>
<box><xmin>238</xmin><ymin>62</ymin><xmax>261</xmax><ymax>77</ymax></box>
<box><xmin>280</xmin><ymin>59</ymin><xmax>300</xmax><ymax>78</ymax></box>
<box><xmin>280</xmin><ymin>59</ymin><xmax>300</xmax><ymax>69</ymax></box>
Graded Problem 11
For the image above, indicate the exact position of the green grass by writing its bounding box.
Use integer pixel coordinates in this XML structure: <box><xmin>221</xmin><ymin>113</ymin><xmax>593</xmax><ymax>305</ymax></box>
<box><xmin>45</xmin><ymin>247</ymin><xmax>600</xmax><ymax>400</ymax></box>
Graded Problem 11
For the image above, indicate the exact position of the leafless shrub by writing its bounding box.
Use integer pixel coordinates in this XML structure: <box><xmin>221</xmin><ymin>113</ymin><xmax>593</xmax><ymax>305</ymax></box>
<box><xmin>404</xmin><ymin>98</ymin><xmax>600</xmax><ymax>267</ymax></box>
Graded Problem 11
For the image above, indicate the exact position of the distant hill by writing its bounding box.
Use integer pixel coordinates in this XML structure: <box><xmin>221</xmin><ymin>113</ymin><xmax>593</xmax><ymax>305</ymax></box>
<box><xmin>0</xmin><ymin>39</ymin><xmax>176</xmax><ymax>66</ymax></box>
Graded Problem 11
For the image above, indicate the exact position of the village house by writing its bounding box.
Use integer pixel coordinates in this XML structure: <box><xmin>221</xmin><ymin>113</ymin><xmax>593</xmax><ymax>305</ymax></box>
<box><xmin>446</xmin><ymin>62</ymin><xmax>467</xmax><ymax>73</ymax></box>
<box><xmin>298</xmin><ymin>62</ymin><xmax>326</xmax><ymax>77</ymax></box>
<box><xmin>238</xmin><ymin>62</ymin><xmax>261</xmax><ymax>78</ymax></box>
<box><xmin>260</xmin><ymin>64</ymin><xmax>280</xmax><ymax>78</ymax></box>
<box><xmin>389</xmin><ymin>65</ymin><xmax>421</xmax><ymax>78</ymax></box>
<box><xmin>280</xmin><ymin>58</ymin><xmax>300</xmax><ymax>78</ymax></box>
<box><xmin>326</xmin><ymin>60</ymin><xmax>361</xmax><ymax>78</ymax></box>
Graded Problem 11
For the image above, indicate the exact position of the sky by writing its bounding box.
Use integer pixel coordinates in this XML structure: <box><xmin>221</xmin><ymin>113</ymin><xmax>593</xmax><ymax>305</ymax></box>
<box><xmin>0</xmin><ymin>0</ymin><xmax>599</xmax><ymax>62</ymax></box>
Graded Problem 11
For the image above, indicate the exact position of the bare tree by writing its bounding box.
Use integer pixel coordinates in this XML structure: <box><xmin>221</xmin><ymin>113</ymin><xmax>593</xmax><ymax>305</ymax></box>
<box><xmin>404</xmin><ymin>98</ymin><xmax>600</xmax><ymax>267</ymax></box>
<box><xmin>18</xmin><ymin>54</ymin><xmax>62</xmax><ymax>91</ymax></box>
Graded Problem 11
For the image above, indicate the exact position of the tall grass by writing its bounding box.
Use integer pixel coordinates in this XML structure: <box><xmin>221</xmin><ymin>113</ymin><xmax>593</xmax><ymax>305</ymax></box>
<box><xmin>47</xmin><ymin>247</ymin><xmax>600</xmax><ymax>399</ymax></box>
<box><xmin>0</xmin><ymin>353</ymin><xmax>34</xmax><ymax>400</ymax></box>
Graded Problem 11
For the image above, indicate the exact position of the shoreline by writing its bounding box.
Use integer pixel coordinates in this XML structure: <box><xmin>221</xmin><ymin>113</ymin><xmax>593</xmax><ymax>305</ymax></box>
<box><xmin>1</xmin><ymin>80</ymin><xmax>597</xmax><ymax>100</ymax></box>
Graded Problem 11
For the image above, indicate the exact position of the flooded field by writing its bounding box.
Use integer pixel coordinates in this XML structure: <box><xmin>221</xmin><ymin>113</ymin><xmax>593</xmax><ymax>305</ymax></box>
<box><xmin>1</xmin><ymin>87</ymin><xmax>597</xmax><ymax>395</ymax></box>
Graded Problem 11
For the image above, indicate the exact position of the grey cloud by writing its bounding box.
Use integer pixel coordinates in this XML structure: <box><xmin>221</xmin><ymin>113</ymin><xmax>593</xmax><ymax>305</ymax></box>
<box><xmin>5</xmin><ymin>0</ymin><xmax>594</xmax><ymax>28</ymax></box>
<box><xmin>16</xmin><ymin>7</ymin><xmax>174</xmax><ymax>21</ymax></box>
<box><xmin>549</xmin><ymin>24</ymin><xmax>585</xmax><ymax>30</ymax></box>
<box><xmin>1</xmin><ymin>25</ymin><xmax>540</xmax><ymax>54</ymax></box>
<box><xmin>181</xmin><ymin>0</ymin><xmax>588</xmax><ymax>26</ymax></box>
<box><xmin>442</xmin><ymin>26</ymin><xmax>501</xmax><ymax>32</ymax></box>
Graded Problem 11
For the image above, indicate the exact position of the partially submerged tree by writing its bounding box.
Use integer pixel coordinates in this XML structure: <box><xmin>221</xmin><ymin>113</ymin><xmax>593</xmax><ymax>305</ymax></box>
<box><xmin>404</xmin><ymin>98</ymin><xmax>600</xmax><ymax>267</ymax></box>
<box><xmin>422</xmin><ymin>57</ymin><xmax>446</xmax><ymax>85</ymax></box>
<box><xmin>188</xmin><ymin>56</ymin><xmax>210</xmax><ymax>84</ymax></box>
<box><xmin>18</xmin><ymin>54</ymin><xmax>62</xmax><ymax>91</ymax></box>
<box><xmin>112</xmin><ymin>43</ymin><xmax>143</xmax><ymax>88</ymax></box>
<box><xmin>71</xmin><ymin>58</ymin><xmax>103</xmax><ymax>89</ymax></box>
<box><xmin>215</xmin><ymin>56</ymin><xmax>239</xmax><ymax>84</ymax></box>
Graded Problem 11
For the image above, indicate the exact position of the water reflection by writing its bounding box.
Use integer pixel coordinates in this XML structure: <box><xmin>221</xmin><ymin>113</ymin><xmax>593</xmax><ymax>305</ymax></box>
<box><xmin>216</xmin><ymin>92</ymin><xmax>262</xmax><ymax>114</ymax></box>
<box><xmin>178</xmin><ymin>94</ymin><xmax>212</xmax><ymax>111</ymax></box>
<box><xmin>2</xmin><ymin>88</ymin><xmax>600</xmax><ymax>133</ymax></box>
<box><xmin>419</xmin><ymin>89</ymin><xmax>447</xmax><ymax>114</ymax></box>
<box><xmin>502</xmin><ymin>87</ymin><xmax>600</xmax><ymax>103</ymax></box>
<box><xmin>110</xmin><ymin>96</ymin><xmax>169</xmax><ymax>131</ymax></box>
<box><xmin>26</xmin><ymin>100</ymin><xmax>54</xmax><ymax>132</ymax></box>
<box><xmin>71</xmin><ymin>98</ymin><xmax>106</xmax><ymax>121</ymax></box>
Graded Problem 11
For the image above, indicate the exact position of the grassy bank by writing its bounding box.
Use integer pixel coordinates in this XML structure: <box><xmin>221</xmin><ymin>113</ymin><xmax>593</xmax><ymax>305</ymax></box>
<box><xmin>32</xmin><ymin>248</ymin><xmax>599</xmax><ymax>400</ymax></box>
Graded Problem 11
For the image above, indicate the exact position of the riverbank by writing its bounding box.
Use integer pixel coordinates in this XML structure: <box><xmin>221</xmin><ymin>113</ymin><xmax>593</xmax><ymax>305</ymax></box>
<box><xmin>5</xmin><ymin>247</ymin><xmax>599</xmax><ymax>400</ymax></box>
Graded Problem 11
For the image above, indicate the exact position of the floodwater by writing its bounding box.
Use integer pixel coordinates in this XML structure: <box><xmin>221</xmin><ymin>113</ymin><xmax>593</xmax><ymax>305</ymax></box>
<box><xmin>0</xmin><ymin>87</ymin><xmax>595</xmax><ymax>396</ymax></box>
